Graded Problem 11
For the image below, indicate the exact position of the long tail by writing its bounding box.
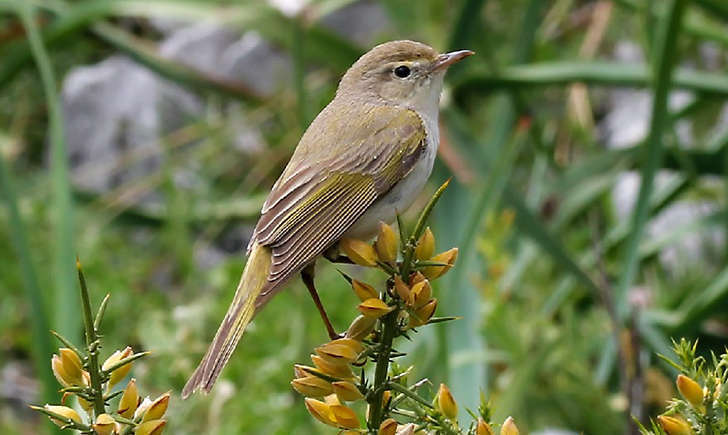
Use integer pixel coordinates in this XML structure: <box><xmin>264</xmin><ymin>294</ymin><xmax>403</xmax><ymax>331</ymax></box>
<box><xmin>182</xmin><ymin>243</ymin><xmax>272</xmax><ymax>398</ymax></box>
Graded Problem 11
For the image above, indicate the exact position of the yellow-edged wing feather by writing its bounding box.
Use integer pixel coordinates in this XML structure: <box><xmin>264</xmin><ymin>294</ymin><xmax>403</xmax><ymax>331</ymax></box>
<box><xmin>183</xmin><ymin>102</ymin><xmax>426</xmax><ymax>397</ymax></box>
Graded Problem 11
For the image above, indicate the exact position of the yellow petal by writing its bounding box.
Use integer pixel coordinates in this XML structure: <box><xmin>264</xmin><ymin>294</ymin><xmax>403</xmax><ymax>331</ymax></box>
<box><xmin>345</xmin><ymin>315</ymin><xmax>376</xmax><ymax>341</ymax></box>
<box><xmin>327</xmin><ymin>338</ymin><xmax>364</xmax><ymax>355</ymax></box>
<box><xmin>311</xmin><ymin>355</ymin><xmax>354</xmax><ymax>380</ymax></box>
<box><xmin>657</xmin><ymin>415</ymin><xmax>693</xmax><ymax>435</ymax></box>
<box><xmin>358</xmin><ymin>298</ymin><xmax>394</xmax><ymax>318</ymax></box>
<box><xmin>44</xmin><ymin>405</ymin><xmax>82</xmax><ymax>427</ymax></box>
<box><xmin>375</xmin><ymin>222</ymin><xmax>398</xmax><ymax>263</ymax></box>
<box><xmin>340</xmin><ymin>238</ymin><xmax>379</xmax><ymax>267</ymax></box>
<box><xmin>92</xmin><ymin>413</ymin><xmax>115</xmax><ymax>435</ymax></box>
<box><xmin>59</xmin><ymin>348</ymin><xmax>84</xmax><ymax>386</ymax></box>
<box><xmin>51</xmin><ymin>354</ymin><xmax>71</xmax><ymax>388</ymax></box>
<box><xmin>332</xmin><ymin>381</ymin><xmax>364</xmax><ymax>402</ymax></box>
<box><xmin>414</xmin><ymin>227</ymin><xmax>435</xmax><ymax>261</ymax></box>
<box><xmin>421</xmin><ymin>248</ymin><xmax>458</xmax><ymax>280</ymax></box>
<box><xmin>315</xmin><ymin>342</ymin><xmax>359</xmax><ymax>364</ymax></box>
<box><xmin>102</xmin><ymin>347</ymin><xmax>134</xmax><ymax>390</ymax></box>
<box><xmin>378</xmin><ymin>418</ymin><xmax>398</xmax><ymax>435</ymax></box>
<box><xmin>330</xmin><ymin>404</ymin><xmax>360</xmax><ymax>429</ymax></box>
<box><xmin>393</xmin><ymin>275</ymin><xmax>411</xmax><ymax>301</ymax></box>
<box><xmin>135</xmin><ymin>419</ymin><xmax>166</xmax><ymax>435</ymax></box>
<box><xmin>501</xmin><ymin>417</ymin><xmax>519</xmax><ymax>435</ymax></box>
<box><xmin>352</xmin><ymin>280</ymin><xmax>378</xmax><ymax>302</ymax></box>
<box><xmin>118</xmin><ymin>378</ymin><xmax>139</xmax><ymax>419</ymax></box>
<box><xmin>291</xmin><ymin>376</ymin><xmax>333</xmax><ymax>397</ymax></box>
<box><xmin>408</xmin><ymin>280</ymin><xmax>432</xmax><ymax>308</ymax></box>
<box><xmin>436</xmin><ymin>383</ymin><xmax>457</xmax><ymax>420</ymax></box>
<box><xmin>304</xmin><ymin>398</ymin><xmax>338</xmax><ymax>427</ymax></box>
<box><xmin>676</xmin><ymin>374</ymin><xmax>704</xmax><ymax>408</ymax></box>
<box><xmin>142</xmin><ymin>392</ymin><xmax>170</xmax><ymax>422</ymax></box>
<box><xmin>409</xmin><ymin>271</ymin><xmax>426</xmax><ymax>286</ymax></box>
<box><xmin>410</xmin><ymin>298</ymin><xmax>437</xmax><ymax>327</ymax></box>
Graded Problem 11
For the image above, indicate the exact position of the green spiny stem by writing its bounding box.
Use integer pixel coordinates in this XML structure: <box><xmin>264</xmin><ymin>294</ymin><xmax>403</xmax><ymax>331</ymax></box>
<box><xmin>368</xmin><ymin>308</ymin><xmax>399</xmax><ymax>432</ymax></box>
<box><xmin>387</xmin><ymin>382</ymin><xmax>434</xmax><ymax>409</ymax></box>
<box><xmin>77</xmin><ymin>260</ymin><xmax>106</xmax><ymax>416</ymax></box>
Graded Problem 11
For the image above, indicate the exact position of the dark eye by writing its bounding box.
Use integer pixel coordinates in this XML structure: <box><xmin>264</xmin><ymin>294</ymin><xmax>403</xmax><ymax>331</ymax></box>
<box><xmin>394</xmin><ymin>65</ymin><xmax>411</xmax><ymax>78</ymax></box>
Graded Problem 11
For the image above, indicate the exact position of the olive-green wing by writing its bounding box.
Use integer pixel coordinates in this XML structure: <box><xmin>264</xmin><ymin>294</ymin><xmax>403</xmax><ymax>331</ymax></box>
<box><xmin>250</xmin><ymin>104</ymin><xmax>426</xmax><ymax>305</ymax></box>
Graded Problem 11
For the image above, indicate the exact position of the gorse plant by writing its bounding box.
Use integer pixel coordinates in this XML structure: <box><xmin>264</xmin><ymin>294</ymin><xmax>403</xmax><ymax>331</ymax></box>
<box><xmin>290</xmin><ymin>181</ymin><xmax>521</xmax><ymax>434</ymax></box>
<box><xmin>30</xmin><ymin>260</ymin><xmax>169</xmax><ymax>435</ymax></box>
<box><xmin>640</xmin><ymin>339</ymin><xmax>728</xmax><ymax>435</ymax></box>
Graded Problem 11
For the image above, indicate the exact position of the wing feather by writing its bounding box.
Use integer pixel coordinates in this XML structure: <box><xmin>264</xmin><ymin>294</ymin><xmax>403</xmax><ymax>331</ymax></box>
<box><xmin>250</xmin><ymin>103</ymin><xmax>427</xmax><ymax>307</ymax></box>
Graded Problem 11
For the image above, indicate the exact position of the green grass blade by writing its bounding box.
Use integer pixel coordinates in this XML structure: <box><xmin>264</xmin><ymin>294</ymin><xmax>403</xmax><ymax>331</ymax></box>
<box><xmin>615</xmin><ymin>0</ymin><xmax>687</xmax><ymax>321</ymax></box>
<box><xmin>454</xmin><ymin>61</ymin><xmax>728</xmax><ymax>97</ymax></box>
<box><xmin>20</xmin><ymin>3</ymin><xmax>77</xmax><ymax>339</ymax></box>
<box><xmin>0</xmin><ymin>152</ymin><xmax>57</xmax><ymax>432</ymax></box>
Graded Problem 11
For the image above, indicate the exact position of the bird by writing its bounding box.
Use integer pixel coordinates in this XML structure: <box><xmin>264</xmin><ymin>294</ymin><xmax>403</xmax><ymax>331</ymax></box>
<box><xmin>182</xmin><ymin>40</ymin><xmax>473</xmax><ymax>398</ymax></box>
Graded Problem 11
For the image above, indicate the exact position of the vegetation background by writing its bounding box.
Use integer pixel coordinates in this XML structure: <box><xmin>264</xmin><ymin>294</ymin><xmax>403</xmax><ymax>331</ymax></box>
<box><xmin>1</xmin><ymin>0</ymin><xmax>727</xmax><ymax>433</ymax></box>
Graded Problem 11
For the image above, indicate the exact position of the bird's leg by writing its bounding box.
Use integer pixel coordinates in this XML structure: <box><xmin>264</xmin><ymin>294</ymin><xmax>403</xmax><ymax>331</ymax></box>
<box><xmin>301</xmin><ymin>264</ymin><xmax>341</xmax><ymax>340</ymax></box>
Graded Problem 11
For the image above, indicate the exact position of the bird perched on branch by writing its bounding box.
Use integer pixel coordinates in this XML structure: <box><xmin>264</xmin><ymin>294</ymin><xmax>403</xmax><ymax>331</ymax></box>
<box><xmin>183</xmin><ymin>40</ymin><xmax>473</xmax><ymax>398</ymax></box>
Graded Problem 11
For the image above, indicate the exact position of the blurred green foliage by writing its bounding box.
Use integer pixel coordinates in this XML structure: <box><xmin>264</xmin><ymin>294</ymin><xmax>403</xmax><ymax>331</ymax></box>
<box><xmin>2</xmin><ymin>0</ymin><xmax>728</xmax><ymax>433</ymax></box>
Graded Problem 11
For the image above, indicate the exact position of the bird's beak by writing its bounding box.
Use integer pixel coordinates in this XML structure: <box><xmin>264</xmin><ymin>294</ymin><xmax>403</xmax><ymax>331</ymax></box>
<box><xmin>431</xmin><ymin>49</ymin><xmax>475</xmax><ymax>71</ymax></box>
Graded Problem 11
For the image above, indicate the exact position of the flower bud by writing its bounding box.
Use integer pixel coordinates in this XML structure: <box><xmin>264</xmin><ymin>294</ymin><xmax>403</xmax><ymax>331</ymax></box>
<box><xmin>476</xmin><ymin>417</ymin><xmax>493</xmax><ymax>435</ymax></box>
<box><xmin>657</xmin><ymin>415</ymin><xmax>693</xmax><ymax>435</ymax></box>
<box><xmin>51</xmin><ymin>355</ymin><xmax>71</xmax><ymax>388</ymax></box>
<box><xmin>410</xmin><ymin>299</ymin><xmax>437</xmax><ymax>327</ymax></box>
<box><xmin>421</xmin><ymin>248</ymin><xmax>458</xmax><ymax>280</ymax></box>
<box><xmin>44</xmin><ymin>405</ymin><xmax>82</xmax><ymax>427</ymax></box>
<box><xmin>332</xmin><ymin>381</ymin><xmax>364</xmax><ymax>402</ymax></box>
<box><xmin>330</xmin><ymin>403</ymin><xmax>360</xmax><ymax>429</ymax></box>
<box><xmin>352</xmin><ymin>280</ymin><xmax>378</xmax><ymax>301</ymax></box>
<box><xmin>102</xmin><ymin>346</ymin><xmax>134</xmax><ymax>390</ymax></box>
<box><xmin>408</xmin><ymin>280</ymin><xmax>431</xmax><ymax>308</ymax></box>
<box><xmin>142</xmin><ymin>392</ymin><xmax>170</xmax><ymax>422</ymax></box>
<box><xmin>340</xmin><ymin>238</ymin><xmax>379</xmax><ymax>267</ymax></box>
<box><xmin>414</xmin><ymin>227</ymin><xmax>435</xmax><ymax>261</ymax></box>
<box><xmin>436</xmin><ymin>383</ymin><xmax>457</xmax><ymax>419</ymax></box>
<box><xmin>378</xmin><ymin>418</ymin><xmax>398</xmax><ymax>435</ymax></box>
<box><xmin>345</xmin><ymin>315</ymin><xmax>376</xmax><ymax>341</ymax></box>
<box><xmin>291</xmin><ymin>376</ymin><xmax>333</xmax><ymax>397</ymax></box>
<box><xmin>118</xmin><ymin>378</ymin><xmax>139</xmax><ymax>419</ymax></box>
<box><xmin>134</xmin><ymin>397</ymin><xmax>153</xmax><ymax>420</ymax></box>
<box><xmin>394</xmin><ymin>275</ymin><xmax>411</xmax><ymax>301</ymax></box>
<box><xmin>677</xmin><ymin>374</ymin><xmax>704</xmax><ymax>408</ymax></box>
<box><xmin>375</xmin><ymin>222</ymin><xmax>399</xmax><ymax>263</ymax></box>
<box><xmin>135</xmin><ymin>419</ymin><xmax>166</xmax><ymax>435</ymax></box>
<box><xmin>304</xmin><ymin>398</ymin><xmax>337</xmax><ymax>427</ymax></box>
<box><xmin>311</xmin><ymin>355</ymin><xmax>354</xmax><ymax>379</ymax></box>
<box><xmin>92</xmin><ymin>414</ymin><xmax>116</xmax><ymax>435</ymax></box>
<box><xmin>358</xmin><ymin>298</ymin><xmax>395</xmax><ymax>318</ymax></box>
<box><xmin>501</xmin><ymin>417</ymin><xmax>519</xmax><ymax>435</ymax></box>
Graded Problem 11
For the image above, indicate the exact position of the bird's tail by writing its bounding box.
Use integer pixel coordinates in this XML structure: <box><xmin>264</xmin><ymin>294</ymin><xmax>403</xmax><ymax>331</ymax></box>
<box><xmin>182</xmin><ymin>242</ymin><xmax>272</xmax><ymax>398</ymax></box>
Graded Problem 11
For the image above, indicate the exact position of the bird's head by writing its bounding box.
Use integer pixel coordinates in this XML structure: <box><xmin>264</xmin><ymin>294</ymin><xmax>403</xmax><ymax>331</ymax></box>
<box><xmin>337</xmin><ymin>40</ymin><xmax>473</xmax><ymax>113</ymax></box>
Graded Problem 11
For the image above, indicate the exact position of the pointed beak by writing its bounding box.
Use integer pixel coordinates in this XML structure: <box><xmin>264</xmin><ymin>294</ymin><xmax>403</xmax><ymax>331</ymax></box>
<box><xmin>431</xmin><ymin>49</ymin><xmax>475</xmax><ymax>71</ymax></box>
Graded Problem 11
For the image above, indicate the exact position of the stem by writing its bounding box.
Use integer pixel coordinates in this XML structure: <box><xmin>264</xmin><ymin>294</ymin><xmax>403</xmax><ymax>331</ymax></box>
<box><xmin>77</xmin><ymin>260</ymin><xmax>106</xmax><ymax>416</ymax></box>
<box><xmin>368</xmin><ymin>309</ymin><xmax>399</xmax><ymax>431</ymax></box>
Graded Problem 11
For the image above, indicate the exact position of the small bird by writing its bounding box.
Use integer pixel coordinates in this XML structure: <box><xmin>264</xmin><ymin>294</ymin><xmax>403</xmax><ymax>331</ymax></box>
<box><xmin>182</xmin><ymin>40</ymin><xmax>473</xmax><ymax>398</ymax></box>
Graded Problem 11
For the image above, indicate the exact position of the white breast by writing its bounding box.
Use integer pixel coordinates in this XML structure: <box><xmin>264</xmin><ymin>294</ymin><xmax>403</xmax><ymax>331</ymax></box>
<box><xmin>344</xmin><ymin>111</ymin><xmax>439</xmax><ymax>239</ymax></box>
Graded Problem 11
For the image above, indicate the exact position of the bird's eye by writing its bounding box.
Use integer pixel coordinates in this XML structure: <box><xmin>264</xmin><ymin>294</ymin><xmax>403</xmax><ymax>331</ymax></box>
<box><xmin>394</xmin><ymin>65</ymin><xmax>411</xmax><ymax>78</ymax></box>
